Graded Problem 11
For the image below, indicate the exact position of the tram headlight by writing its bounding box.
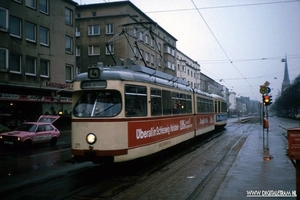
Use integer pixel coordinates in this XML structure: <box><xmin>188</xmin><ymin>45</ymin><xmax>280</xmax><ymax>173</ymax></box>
<box><xmin>86</xmin><ymin>133</ymin><xmax>97</xmax><ymax>145</ymax></box>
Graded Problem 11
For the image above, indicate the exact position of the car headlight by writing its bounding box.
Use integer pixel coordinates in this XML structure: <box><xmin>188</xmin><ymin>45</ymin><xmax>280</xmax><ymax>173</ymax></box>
<box><xmin>86</xmin><ymin>133</ymin><xmax>97</xmax><ymax>145</ymax></box>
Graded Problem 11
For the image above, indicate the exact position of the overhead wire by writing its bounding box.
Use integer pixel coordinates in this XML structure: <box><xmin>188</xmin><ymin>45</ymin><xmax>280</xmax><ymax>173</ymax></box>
<box><xmin>145</xmin><ymin>0</ymin><xmax>298</xmax><ymax>13</ymax></box>
<box><xmin>190</xmin><ymin>0</ymin><xmax>276</xmax><ymax>101</ymax></box>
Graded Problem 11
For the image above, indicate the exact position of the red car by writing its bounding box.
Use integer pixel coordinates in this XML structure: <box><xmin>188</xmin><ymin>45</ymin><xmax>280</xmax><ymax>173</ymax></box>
<box><xmin>0</xmin><ymin>115</ymin><xmax>60</xmax><ymax>147</ymax></box>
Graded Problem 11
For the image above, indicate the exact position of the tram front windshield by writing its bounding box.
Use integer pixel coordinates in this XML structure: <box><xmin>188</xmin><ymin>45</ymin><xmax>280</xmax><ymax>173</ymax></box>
<box><xmin>73</xmin><ymin>90</ymin><xmax>121</xmax><ymax>117</ymax></box>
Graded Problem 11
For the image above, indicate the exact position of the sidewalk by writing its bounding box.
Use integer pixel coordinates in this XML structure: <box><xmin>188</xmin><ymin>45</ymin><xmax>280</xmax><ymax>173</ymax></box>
<box><xmin>214</xmin><ymin>117</ymin><xmax>297</xmax><ymax>199</ymax></box>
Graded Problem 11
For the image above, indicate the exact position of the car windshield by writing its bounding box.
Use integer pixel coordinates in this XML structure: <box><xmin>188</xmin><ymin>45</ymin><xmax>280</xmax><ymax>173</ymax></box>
<box><xmin>15</xmin><ymin>123</ymin><xmax>37</xmax><ymax>132</ymax></box>
<box><xmin>73</xmin><ymin>90</ymin><xmax>122</xmax><ymax>117</ymax></box>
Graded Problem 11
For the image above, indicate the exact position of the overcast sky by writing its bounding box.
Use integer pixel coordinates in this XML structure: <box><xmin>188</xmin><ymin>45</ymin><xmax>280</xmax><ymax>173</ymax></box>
<box><xmin>73</xmin><ymin>0</ymin><xmax>300</xmax><ymax>101</ymax></box>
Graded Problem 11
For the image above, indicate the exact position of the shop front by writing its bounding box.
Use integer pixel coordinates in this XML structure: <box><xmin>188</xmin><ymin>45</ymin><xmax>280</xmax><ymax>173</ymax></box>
<box><xmin>0</xmin><ymin>86</ymin><xmax>72</xmax><ymax>130</ymax></box>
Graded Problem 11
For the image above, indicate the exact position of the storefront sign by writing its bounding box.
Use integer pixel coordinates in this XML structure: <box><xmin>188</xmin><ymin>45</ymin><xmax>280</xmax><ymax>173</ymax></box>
<box><xmin>288</xmin><ymin>128</ymin><xmax>300</xmax><ymax>159</ymax></box>
<box><xmin>0</xmin><ymin>93</ymin><xmax>71</xmax><ymax>103</ymax></box>
<box><xmin>46</xmin><ymin>81</ymin><xmax>72</xmax><ymax>89</ymax></box>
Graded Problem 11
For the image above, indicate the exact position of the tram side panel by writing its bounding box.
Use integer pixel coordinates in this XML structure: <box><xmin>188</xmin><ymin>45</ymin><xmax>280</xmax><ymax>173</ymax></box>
<box><xmin>114</xmin><ymin>115</ymin><xmax>195</xmax><ymax>162</ymax></box>
<box><xmin>195</xmin><ymin>114</ymin><xmax>215</xmax><ymax>136</ymax></box>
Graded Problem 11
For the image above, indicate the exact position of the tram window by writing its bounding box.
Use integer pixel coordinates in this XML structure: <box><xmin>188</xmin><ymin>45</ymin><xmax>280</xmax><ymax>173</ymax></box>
<box><xmin>221</xmin><ymin>102</ymin><xmax>227</xmax><ymax>112</ymax></box>
<box><xmin>73</xmin><ymin>90</ymin><xmax>122</xmax><ymax>117</ymax></box>
<box><xmin>172</xmin><ymin>92</ymin><xmax>179</xmax><ymax>114</ymax></box>
<box><xmin>197</xmin><ymin>97</ymin><xmax>205</xmax><ymax>113</ymax></box>
<box><xmin>218</xmin><ymin>101</ymin><xmax>221</xmax><ymax>113</ymax></box>
<box><xmin>151</xmin><ymin>88</ymin><xmax>162</xmax><ymax>116</ymax></box>
<box><xmin>73</xmin><ymin>92</ymin><xmax>97</xmax><ymax>117</ymax></box>
<box><xmin>214</xmin><ymin>101</ymin><xmax>218</xmax><ymax>113</ymax></box>
<box><xmin>197</xmin><ymin>97</ymin><xmax>201</xmax><ymax>113</ymax></box>
<box><xmin>180</xmin><ymin>93</ymin><xmax>186</xmax><ymax>114</ymax></box>
<box><xmin>186</xmin><ymin>94</ymin><xmax>192</xmax><ymax>113</ymax></box>
<box><xmin>197</xmin><ymin>97</ymin><xmax>213</xmax><ymax>113</ymax></box>
<box><xmin>125</xmin><ymin>85</ymin><xmax>147</xmax><ymax>117</ymax></box>
<box><xmin>162</xmin><ymin>90</ymin><xmax>171</xmax><ymax>115</ymax></box>
<box><xmin>209</xmin><ymin>99</ymin><xmax>213</xmax><ymax>112</ymax></box>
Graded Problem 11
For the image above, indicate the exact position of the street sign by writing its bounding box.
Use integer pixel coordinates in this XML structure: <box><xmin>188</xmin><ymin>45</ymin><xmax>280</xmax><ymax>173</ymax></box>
<box><xmin>264</xmin><ymin>81</ymin><xmax>270</xmax><ymax>87</ymax></box>
<box><xmin>260</xmin><ymin>86</ymin><xmax>267</xmax><ymax>94</ymax></box>
<box><xmin>260</xmin><ymin>83</ymin><xmax>271</xmax><ymax>94</ymax></box>
<box><xmin>266</xmin><ymin>87</ymin><xmax>271</xmax><ymax>94</ymax></box>
<box><xmin>287</xmin><ymin>128</ymin><xmax>300</xmax><ymax>159</ymax></box>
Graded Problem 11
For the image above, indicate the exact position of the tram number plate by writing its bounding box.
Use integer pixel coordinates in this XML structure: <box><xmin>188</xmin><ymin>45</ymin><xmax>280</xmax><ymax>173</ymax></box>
<box><xmin>4</xmin><ymin>141</ymin><xmax>13</xmax><ymax>145</ymax></box>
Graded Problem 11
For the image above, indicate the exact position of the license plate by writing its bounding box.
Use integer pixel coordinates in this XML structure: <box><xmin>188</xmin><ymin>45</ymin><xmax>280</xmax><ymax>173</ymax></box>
<box><xmin>4</xmin><ymin>141</ymin><xmax>13</xmax><ymax>145</ymax></box>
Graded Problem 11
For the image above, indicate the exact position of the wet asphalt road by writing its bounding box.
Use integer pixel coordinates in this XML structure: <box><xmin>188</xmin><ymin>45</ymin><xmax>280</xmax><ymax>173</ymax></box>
<box><xmin>0</xmin><ymin>116</ymin><xmax>298</xmax><ymax>199</ymax></box>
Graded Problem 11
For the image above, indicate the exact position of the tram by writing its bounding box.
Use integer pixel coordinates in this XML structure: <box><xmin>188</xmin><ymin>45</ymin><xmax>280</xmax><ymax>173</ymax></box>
<box><xmin>71</xmin><ymin>63</ymin><xmax>225</xmax><ymax>163</ymax></box>
<box><xmin>211</xmin><ymin>94</ymin><xmax>228</xmax><ymax>128</ymax></box>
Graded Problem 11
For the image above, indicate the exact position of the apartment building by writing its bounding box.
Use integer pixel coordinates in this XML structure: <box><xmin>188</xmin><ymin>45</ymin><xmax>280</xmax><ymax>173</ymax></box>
<box><xmin>0</xmin><ymin>0</ymin><xmax>77</xmax><ymax>126</ymax></box>
<box><xmin>75</xmin><ymin>1</ymin><xmax>177</xmax><ymax>76</ymax></box>
<box><xmin>176</xmin><ymin>49</ymin><xmax>201</xmax><ymax>89</ymax></box>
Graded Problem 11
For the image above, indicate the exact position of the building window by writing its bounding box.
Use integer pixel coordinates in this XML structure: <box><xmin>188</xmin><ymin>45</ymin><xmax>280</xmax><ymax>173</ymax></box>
<box><xmin>25</xmin><ymin>21</ymin><xmax>36</xmax><ymax>42</ymax></box>
<box><xmin>106</xmin><ymin>24</ymin><xmax>114</xmax><ymax>34</ymax></box>
<box><xmin>182</xmin><ymin>65</ymin><xmax>186</xmax><ymax>72</ymax></box>
<box><xmin>145</xmin><ymin>52</ymin><xmax>149</xmax><ymax>62</ymax></box>
<box><xmin>0</xmin><ymin>7</ymin><xmax>8</xmax><ymax>31</ymax></box>
<box><xmin>65</xmin><ymin>7</ymin><xmax>73</xmax><ymax>26</ymax></box>
<box><xmin>0</xmin><ymin>48</ymin><xmax>8</xmax><ymax>71</ymax></box>
<box><xmin>151</xmin><ymin>54</ymin><xmax>154</xmax><ymax>64</ymax></box>
<box><xmin>9</xmin><ymin>53</ymin><xmax>21</xmax><ymax>73</ymax></box>
<box><xmin>75</xmin><ymin>46</ymin><xmax>80</xmax><ymax>56</ymax></box>
<box><xmin>88</xmin><ymin>25</ymin><xmax>100</xmax><ymax>36</ymax></box>
<box><xmin>91</xmin><ymin>11</ymin><xmax>96</xmax><ymax>17</ymax></box>
<box><xmin>9</xmin><ymin>16</ymin><xmax>21</xmax><ymax>38</ymax></box>
<box><xmin>145</xmin><ymin>35</ymin><xmax>149</xmax><ymax>44</ymax></box>
<box><xmin>139</xmin><ymin>31</ymin><xmax>143</xmax><ymax>41</ymax></box>
<box><xmin>158</xmin><ymin>43</ymin><xmax>161</xmax><ymax>52</ymax></box>
<box><xmin>40</xmin><ymin>59</ymin><xmax>49</xmax><ymax>77</ymax></box>
<box><xmin>133</xmin><ymin>27</ymin><xmax>137</xmax><ymax>38</ymax></box>
<box><xmin>25</xmin><ymin>56</ymin><xmax>36</xmax><ymax>75</ymax></box>
<box><xmin>165</xmin><ymin>61</ymin><xmax>175</xmax><ymax>70</ymax></box>
<box><xmin>65</xmin><ymin>64</ymin><xmax>73</xmax><ymax>82</ymax></box>
<box><xmin>150</xmin><ymin>38</ymin><xmax>154</xmax><ymax>47</ymax></box>
<box><xmin>164</xmin><ymin>46</ymin><xmax>175</xmax><ymax>56</ymax></box>
<box><xmin>75</xmin><ymin>26</ymin><xmax>80</xmax><ymax>37</ymax></box>
<box><xmin>40</xmin><ymin>26</ymin><xmax>49</xmax><ymax>46</ymax></box>
<box><xmin>106</xmin><ymin>43</ymin><xmax>114</xmax><ymax>55</ymax></box>
<box><xmin>88</xmin><ymin>45</ymin><xmax>100</xmax><ymax>56</ymax></box>
<box><xmin>65</xmin><ymin>35</ymin><xmax>73</xmax><ymax>54</ymax></box>
<box><xmin>39</xmin><ymin>0</ymin><xmax>48</xmax><ymax>14</ymax></box>
<box><xmin>25</xmin><ymin>0</ymin><xmax>36</xmax><ymax>9</ymax></box>
<box><xmin>76</xmin><ymin>13</ymin><xmax>81</xmax><ymax>18</ymax></box>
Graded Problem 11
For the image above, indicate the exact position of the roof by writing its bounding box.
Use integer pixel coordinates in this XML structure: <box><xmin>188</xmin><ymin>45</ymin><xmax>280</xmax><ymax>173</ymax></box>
<box><xmin>76</xmin><ymin>1</ymin><xmax>177</xmax><ymax>41</ymax></box>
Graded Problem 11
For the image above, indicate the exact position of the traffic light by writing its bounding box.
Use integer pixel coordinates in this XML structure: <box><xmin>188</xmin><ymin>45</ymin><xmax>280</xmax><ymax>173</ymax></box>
<box><xmin>268</xmin><ymin>95</ymin><xmax>272</xmax><ymax>106</ymax></box>
<box><xmin>263</xmin><ymin>95</ymin><xmax>269</xmax><ymax>105</ymax></box>
<box><xmin>263</xmin><ymin>95</ymin><xmax>272</xmax><ymax>106</ymax></box>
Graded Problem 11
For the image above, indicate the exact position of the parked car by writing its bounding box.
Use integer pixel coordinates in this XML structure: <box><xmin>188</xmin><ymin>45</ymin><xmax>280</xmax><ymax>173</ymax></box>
<box><xmin>0</xmin><ymin>115</ymin><xmax>60</xmax><ymax>147</ymax></box>
<box><xmin>0</xmin><ymin>123</ymin><xmax>10</xmax><ymax>133</ymax></box>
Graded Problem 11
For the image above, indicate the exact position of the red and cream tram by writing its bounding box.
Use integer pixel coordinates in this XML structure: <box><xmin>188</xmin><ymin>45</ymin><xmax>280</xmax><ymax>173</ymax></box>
<box><xmin>71</xmin><ymin>63</ymin><xmax>219</xmax><ymax>163</ymax></box>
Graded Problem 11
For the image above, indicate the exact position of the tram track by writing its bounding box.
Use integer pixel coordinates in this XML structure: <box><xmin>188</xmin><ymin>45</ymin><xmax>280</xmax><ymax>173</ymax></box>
<box><xmin>110</xmin><ymin>123</ymin><xmax>254</xmax><ymax>200</ymax></box>
<box><xmin>54</xmin><ymin>121</ymin><xmax>255</xmax><ymax>200</ymax></box>
<box><xmin>1</xmin><ymin>119</ymin><xmax>258</xmax><ymax>200</ymax></box>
